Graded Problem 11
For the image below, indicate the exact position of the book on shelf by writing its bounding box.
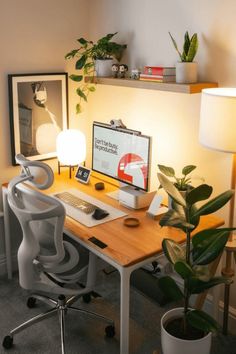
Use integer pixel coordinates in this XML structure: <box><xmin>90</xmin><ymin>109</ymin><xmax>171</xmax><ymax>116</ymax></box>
<box><xmin>139</xmin><ymin>74</ymin><xmax>176</xmax><ymax>83</ymax></box>
<box><xmin>144</xmin><ymin>66</ymin><xmax>176</xmax><ymax>76</ymax></box>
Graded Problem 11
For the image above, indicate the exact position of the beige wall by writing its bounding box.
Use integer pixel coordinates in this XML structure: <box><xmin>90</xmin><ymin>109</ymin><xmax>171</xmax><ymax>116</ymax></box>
<box><xmin>86</xmin><ymin>0</ymin><xmax>236</xmax><ymax>314</ymax></box>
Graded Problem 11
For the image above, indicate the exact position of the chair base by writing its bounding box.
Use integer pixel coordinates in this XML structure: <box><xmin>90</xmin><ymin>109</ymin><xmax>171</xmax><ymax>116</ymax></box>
<box><xmin>2</xmin><ymin>293</ymin><xmax>115</xmax><ymax>354</ymax></box>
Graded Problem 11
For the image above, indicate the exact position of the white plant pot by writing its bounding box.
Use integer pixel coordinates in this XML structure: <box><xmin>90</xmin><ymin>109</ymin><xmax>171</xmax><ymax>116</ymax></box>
<box><xmin>95</xmin><ymin>59</ymin><xmax>114</xmax><ymax>77</ymax></box>
<box><xmin>161</xmin><ymin>308</ymin><xmax>212</xmax><ymax>354</ymax></box>
<box><xmin>176</xmin><ymin>62</ymin><xmax>197</xmax><ymax>84</ymax></box>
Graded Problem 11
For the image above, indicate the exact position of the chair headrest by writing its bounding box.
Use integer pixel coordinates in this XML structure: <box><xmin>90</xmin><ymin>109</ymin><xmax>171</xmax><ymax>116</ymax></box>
<box><xmin>15</xmin><ymin>154</ymin><xmax>54</xmax><ymax>190</ymax></box>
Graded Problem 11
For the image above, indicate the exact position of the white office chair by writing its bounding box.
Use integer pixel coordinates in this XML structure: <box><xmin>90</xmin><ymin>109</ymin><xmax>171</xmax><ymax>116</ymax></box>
<box><xmin>2</xmin><ymin>154</ymin><xmax>115</xmax><ymax>353</ymax></box>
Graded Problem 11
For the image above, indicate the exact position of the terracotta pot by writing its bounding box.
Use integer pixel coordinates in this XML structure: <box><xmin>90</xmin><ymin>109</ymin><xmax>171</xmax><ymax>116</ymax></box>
<box><xmin>161</xmin><ymin>307</ymin><xmax>212</xmax><ymax>354</ymax></box>
<box><xmin>176</xmin><ymin>62</ymin><xmax>197</xmax><ymax>84</ymax></box>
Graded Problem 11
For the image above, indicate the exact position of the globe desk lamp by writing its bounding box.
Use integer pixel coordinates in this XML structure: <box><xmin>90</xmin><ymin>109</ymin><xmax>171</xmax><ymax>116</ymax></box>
<box><xmin>199</xmin><ymin>87</ymin><xmax>236</xmax><ymax>334</ymax></box>
<box><xmin>56</xmin><ymin>129</ymin><xmax>86</xmax><ymax>178</ymax></box>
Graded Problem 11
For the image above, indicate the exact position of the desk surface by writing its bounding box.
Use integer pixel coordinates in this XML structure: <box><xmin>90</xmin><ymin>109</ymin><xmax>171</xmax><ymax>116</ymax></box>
<box><xmin>41</xmin><ymin>171</ymin><xmax>224</xmax><ymax>268</ymax></box>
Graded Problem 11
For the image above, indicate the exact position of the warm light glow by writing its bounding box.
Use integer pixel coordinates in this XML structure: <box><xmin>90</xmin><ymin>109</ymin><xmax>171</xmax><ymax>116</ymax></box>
<box><xmin>56</xmin><ymin>129</ymin><xmax>86</xmax><ymax>166</ymax></box>
<box><xmin>199</xmin><ymin>88</ymin><xmax>236</xmax><ymax>153</ymax></box>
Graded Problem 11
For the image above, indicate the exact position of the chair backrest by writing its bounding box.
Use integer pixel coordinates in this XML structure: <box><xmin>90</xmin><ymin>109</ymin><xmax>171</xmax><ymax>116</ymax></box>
<box><xmin>8</xmin><ymin>154</ymin><xmax>82</xmax><ymax>294</ymax></box>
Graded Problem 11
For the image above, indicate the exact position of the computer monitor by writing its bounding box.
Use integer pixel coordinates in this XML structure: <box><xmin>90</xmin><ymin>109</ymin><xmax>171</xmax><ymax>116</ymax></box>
<box><xmin>92</xmin><ymin>122</ymin><xmax>151</xmax><ymax>191</ymax></box>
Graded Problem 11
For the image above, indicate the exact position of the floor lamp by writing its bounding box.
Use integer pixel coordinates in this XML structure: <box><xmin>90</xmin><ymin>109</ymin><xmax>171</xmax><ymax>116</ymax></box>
<box><xmin>199</xmin><ymin>87</ymin><xmax>236</xmax><ymax>334</ymax></box>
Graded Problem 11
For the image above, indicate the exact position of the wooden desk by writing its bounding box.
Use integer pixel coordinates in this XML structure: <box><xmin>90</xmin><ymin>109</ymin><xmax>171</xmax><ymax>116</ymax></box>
<box><xmin>2</xmin><ymin>172</ymin><xmax>224</xmax><ymax>354</ymax></box>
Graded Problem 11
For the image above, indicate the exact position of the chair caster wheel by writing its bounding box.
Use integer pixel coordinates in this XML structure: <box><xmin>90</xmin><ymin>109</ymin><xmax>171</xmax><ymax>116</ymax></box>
<box><xmin>105</xmin><ymin>325</ymin><xmax>115</xmax><ymax>338</ymax></box>
<box><xmin>27</xmin><ymin>296</ymin><xmax>36</xmax><ymax>308</ymax></box>
<box><xmin>2</xmin><ymin>335</ymin><xmax>13</xmax><ymax>349</ymax></box>
<box><xmin>82</xmin><ymin>293</ymin><xmax>91</xmax><ymax>303</ymax></box>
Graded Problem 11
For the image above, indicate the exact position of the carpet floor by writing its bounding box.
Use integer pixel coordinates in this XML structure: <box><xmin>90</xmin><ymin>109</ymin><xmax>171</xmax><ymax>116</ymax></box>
<box><xmin>0</xmin><ymin>270</ymin><xmax>236</xmax><ymax>354</ymax></box>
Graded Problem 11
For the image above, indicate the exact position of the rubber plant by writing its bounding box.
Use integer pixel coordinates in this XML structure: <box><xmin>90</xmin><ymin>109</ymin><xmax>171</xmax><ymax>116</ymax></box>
<box><xmin>157</xmin><ymin>172</ymin><xmax>234</xmax><ymax>338</ymax></box>
<box><xmin>169</xmin><ymin>31</ymin><xmax>198</xmax><ymax>62</ymax></box>
<box><xmin>65</xmin><ymin>32</ymin><xmax>127</xmax><ymax>114</ymax></box>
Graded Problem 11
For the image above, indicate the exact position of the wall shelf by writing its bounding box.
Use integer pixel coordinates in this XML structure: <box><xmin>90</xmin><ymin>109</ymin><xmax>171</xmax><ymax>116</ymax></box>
<box><xmin>85</xmin><ymin>77</ymin><xmax>218</xmax><ymax>94</ymax></box>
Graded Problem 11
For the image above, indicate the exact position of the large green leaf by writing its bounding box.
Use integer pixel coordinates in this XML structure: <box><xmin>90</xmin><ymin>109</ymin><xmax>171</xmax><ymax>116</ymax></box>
<box><xmin>187</xmin><ymin>310</ymin><xmax>219</xmax><ymax>332</ymax></box>
<box><xmin>158</xmin><ymin>276</ymin><xmax>184</xmax><ymax>301</ymax></box>
<box><xmin>157</xmin><ymin>173</ymin><xmax>186</xmax><ymax>207</ymax></box>
<box><xmin>183</xmin><ymin>31</ymin><xmax>190</xmax><ymax>58</ymax></box>
<box><xmin>193</xmin><ymin>190</ymin><xmax>234</xmax><ymax>218</ymax></box>
<box><xmin>174</xmin><ymin>260</ymin><xmax>194</xmax><ymax>279</ymax></box>
<box><xmin>158</xmin><ymin>164</ymin><xmax>175</xmax><ymax>177</ymax></box>
<box><xmin>69</xmin><ymin>74</ymin><xmax>83</xmax><ymax>82</ymax></box>
<box><xmin>77</xmin><ymin>37</ymin><xmax>88</xmax><ymax>45</ymax></box>
<box><xmin>188</xmin><ymin>276</ymin><xmax>232</xmax><ymax>294</ymax></box>
<box><xmin>186</xmin><ymin>33</ymin><xmax>198</xmax><ymax>62</ymax></box>
<box><xmin>159</xmin><ymin>209</ymin><xmax>194</xmax><ymax>231</ymax></box>
<box><xmin>162</xmin><ymin>239</ymin><xmax>185</xmax><ymax>264</ymax></box>
<box><xmin>76</xmin><ymin>55</ymin><xmax>87</xmax><ymax>70</ymax></box>
<box><xmin>182</xmin><ymin>164</ymin><xmax>196</xmax><ymax>176</ymax></box>
<box><xmin>186</xmin><ymin>184</ymin><xmax>213</xmax><ymax>205</ymax></box>
<box><xmin>192</xmin><ymin>228</ymin><xmax>233</xmax><ymax>265</ymax></box>
<box><xmin>193</xmin><ymin>265</ymin><xmax>210</xmax><ymax>281</ymax></box>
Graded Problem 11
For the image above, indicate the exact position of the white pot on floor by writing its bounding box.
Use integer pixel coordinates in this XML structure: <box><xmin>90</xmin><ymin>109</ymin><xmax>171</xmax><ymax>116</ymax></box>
<box><xmin>161</xmin><ymin>307</ymin><xmax>212</xmax><ymax>354</ymax></box>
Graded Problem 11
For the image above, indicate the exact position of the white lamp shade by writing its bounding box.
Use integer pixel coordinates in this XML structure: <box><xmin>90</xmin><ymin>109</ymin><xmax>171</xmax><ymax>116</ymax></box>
<box><xmin>199</xmin><ymin>88</ymin><xmax>236</xmax><ymax>153</ymax></box>
<box><xmin>56</xmin><ymin>129</ymin><xmax>86</xmax><ymax>166</ymax></box>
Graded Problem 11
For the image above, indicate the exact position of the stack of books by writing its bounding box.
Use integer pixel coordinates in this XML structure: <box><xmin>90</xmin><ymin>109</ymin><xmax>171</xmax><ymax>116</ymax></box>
<box><xmin>139</xmin><ymin>66</ymin><xmax>176</xmax><ymax>83</ymax></box>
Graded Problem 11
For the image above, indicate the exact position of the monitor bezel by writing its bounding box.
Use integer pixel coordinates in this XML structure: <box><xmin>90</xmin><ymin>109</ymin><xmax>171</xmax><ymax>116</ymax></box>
<box><xmin>92</xmin><ymin>121</ymin><xmax>151</xmax><ymax>192</ymax></box>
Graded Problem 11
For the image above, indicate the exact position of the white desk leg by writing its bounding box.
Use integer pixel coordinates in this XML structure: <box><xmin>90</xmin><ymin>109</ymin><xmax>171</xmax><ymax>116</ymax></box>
<box><xmin>119</xmin><ymin>266</ymin><xmax>131</xmax><ymax>354</ymax></box>
<box><xmin>2</xmin><ymin>187</ymin><xmax>12</xmax><ymax>279</ymax></box>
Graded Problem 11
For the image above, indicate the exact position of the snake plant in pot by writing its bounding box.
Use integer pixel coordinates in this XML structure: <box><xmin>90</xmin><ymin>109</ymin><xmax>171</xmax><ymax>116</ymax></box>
<box><xmin>157</xmin><ymin>172</ymin><xmax>234</xmax><ymax>354</ymax></box>
<box><xmin>65</xmin><ymin>32</ymin><xmax>127</xmax><ymax>114</ymax></box>
<box><xmin>169</xmin><ymin>31</ymin><xmax>198</xmax><ymax>83</ymax></box>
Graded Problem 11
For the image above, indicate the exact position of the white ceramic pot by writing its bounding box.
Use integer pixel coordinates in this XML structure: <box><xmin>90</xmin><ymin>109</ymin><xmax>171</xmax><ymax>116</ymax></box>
<box><xmin>176</xmin><ymin>62</ymin><xmax>197</xmax><ymax>84</ymax></box>
<box><xmin>161</xmin><ymin>308</ymin><xmax>212</xmax><ymax>354</ymax></box>
<box><xmin>95</xmin><ymin>59</ymin><xmax>114</xmax><ymax>77</ymax></box>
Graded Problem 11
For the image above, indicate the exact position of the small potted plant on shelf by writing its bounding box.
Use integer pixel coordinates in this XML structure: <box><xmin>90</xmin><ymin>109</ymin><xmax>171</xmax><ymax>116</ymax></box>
<box><xmin>157</xmin><ymin>172</ymin><xmax>234</xmax><ymax>354</ymax></box>
<box><xmin>65</xmin><ymin>32</ymin><xmax>127</xmax><ymax>114</ymax></box>
<box><xmin>169</xmin><ymin>31</ymin><xmax>198</xmax><ymax>84</ymax></box>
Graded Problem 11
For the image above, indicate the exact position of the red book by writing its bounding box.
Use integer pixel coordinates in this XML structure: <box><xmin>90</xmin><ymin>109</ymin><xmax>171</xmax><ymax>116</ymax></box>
<box><xmin>140</xmin><ymin>74</ymin><xmax>175</xmax><ymax>83</ymax></box>
<box><xmin>144</xmin><ymin>66</ymin><xmax>176</xmax><ymax>76</ymax></box>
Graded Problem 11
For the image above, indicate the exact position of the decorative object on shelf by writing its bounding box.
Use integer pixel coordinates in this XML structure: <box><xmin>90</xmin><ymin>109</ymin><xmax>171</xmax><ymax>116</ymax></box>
<box><xmin>199</xmin><ymin>87</ymin><xmax>236</xmax><ymax>335</ymax></box>
<box><xmin>144</xmin><ymin>66</ymin><xmax>176</xmax><ymax>76</ymax></box>
<box><xmin>119</xmin><ymin>64</ymin><xmax>128</xmax><ymax>78</ymax></box>
<box><xmin>157</xmin><ymin>172</ymin><xmax>234</xmax><ymax>354</ymax></box>
<box><xmin>130</xmin><ymin>68</ymin><xmax>141</xmax><ymax>80</ymax></box>
<box><xmin>169</xmin><ymin>31</ymin><xmax>198</xmax><ymax>84</ymax></box>
<box><xmin>56</xmin><ymin>129</ymin><xmax>86</xmax><ymax>178</ymax></box>
<box><xmin>65</xmin><ymin>32</ymin><xmax>127</xmax><ymax>113</ymax></box>
<box><xmin>139</xmin><ymin>74</ymin><xmax>176</xmax><ymax>83</ymax></box>
<box><xmin>8</xmin><ymin>73</ymin><xmax>68</xmax><ymax>165</ymax></box>
<box><xmin>112</xmin><ymin>63</ymin><xmax>119</xmax><ymax>78</ymax></box>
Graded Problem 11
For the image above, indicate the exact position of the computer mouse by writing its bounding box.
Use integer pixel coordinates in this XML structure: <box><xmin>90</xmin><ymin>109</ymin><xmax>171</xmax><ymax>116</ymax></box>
<box><xmin>92</xmin><ymin>208</ymin><xmax>109</xmax><ymax>220</ymax></box>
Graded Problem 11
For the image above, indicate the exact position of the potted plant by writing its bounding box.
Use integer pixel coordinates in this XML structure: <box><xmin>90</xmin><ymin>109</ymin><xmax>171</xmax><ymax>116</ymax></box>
<box><xmin>158</xmin><ymin>164</ymin><xmax>199</xmax><ymax>191</ymax></box>
<box><xmin>169</xmin><ymin>31</ymin><xmax>198</xmax><ymax>84</ymax></box>
<box><xmin>65</xmin><ymin>32</ymin><xmax>127</xmax><ymax>113</ymax></box>
<box><xmin>157</xmin><ymin>172</ymin><xmax>234</xmax><ymax>354</ymax></box>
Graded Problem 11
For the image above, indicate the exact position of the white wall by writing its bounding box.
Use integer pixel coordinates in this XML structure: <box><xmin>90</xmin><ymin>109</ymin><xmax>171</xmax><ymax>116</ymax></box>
<box><xmin>86</xmin><ymin>0</ymin><xmax>236</xmax><ymax>315</ymax></box>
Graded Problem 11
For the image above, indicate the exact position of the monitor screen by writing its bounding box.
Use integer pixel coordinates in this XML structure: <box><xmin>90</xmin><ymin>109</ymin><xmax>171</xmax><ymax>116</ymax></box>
<box><xmin>92</xmin><ymin>122</ymin><xmax>151</xmax><ymax>191</ymax></box>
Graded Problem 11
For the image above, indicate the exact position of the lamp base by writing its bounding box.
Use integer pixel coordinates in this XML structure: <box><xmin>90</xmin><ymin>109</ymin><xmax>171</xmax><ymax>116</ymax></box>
<box><xmin>58</xmin><ymin>161</ymin><xmax>77</xmax><ymax>179</ymax></box>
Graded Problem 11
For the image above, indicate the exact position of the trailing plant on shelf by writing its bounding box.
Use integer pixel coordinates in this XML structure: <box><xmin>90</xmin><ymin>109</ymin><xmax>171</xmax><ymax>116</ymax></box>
<box><xmin>158</xmin><ymin>164</ymin><xmax>203</xmax><ymax>191</ymax></box>
<box><xmin>65</xmin><ymin>32</ymin><xmax>127</xmax><ymax>114</ymax></box>
<box><xmin>157</xmin><ymin>172</ymin><xmax>234</xmax><ymax>342</ymax></box>
<box><xmin>169</xmin><ymin>31</ymin><xmax>198</xmax><ymax>62</ymax></box>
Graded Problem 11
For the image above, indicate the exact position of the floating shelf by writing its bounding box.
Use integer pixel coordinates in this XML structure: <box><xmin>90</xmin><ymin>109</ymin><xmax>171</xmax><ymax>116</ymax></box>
<box><xmin>85</xmin><ymin>77</ymin><xmax>218</xmax><ymax>94</ymax></box>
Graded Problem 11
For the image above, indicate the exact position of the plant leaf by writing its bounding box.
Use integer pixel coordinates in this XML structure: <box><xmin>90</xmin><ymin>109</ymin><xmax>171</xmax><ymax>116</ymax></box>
<box><xmin>192</xmin><ymin>228</ymin><xmax>233</xmax><ymax>265</ymax></box>
<box><xmin>157</xmin><ymin>173</ymin><xmax>186</xmax><ymax>207</ymax></box>
<box><xmin>182</xmin><ymin>165</ymin><xmax>196</xmax><ymax>176</ymax></box>
<box><xmin>158</xmin><ymin>276</ymin><xmax>184</xmax><ymax>301</ymax></box>
<box><xmin>159</xmin><ymin>209</ymin><xmax>194</xmax><ymax>231</ymax></box>
<box><xmin>76</xmin><ymin>103</ymin><xmax>82</xmax><ymax>114</ymax></box>
<box><xmin>187</xmin><ymin>310</ymin><xmax>219</xmax><ymax>332</ymax></box>
<box><xmin>162</xmin><ymin>239</ymin><xmax>185</xmax><ymax>264</ymax></box>
<box><xmin>65</xmin><ymin>49</ymin><xmax>79</xmax><ymax>59</ymax></box>
<box><xmin>193</xmin><ymin>190</ymin><xmax>234</xmax><ymax>218</ymax></box>
<box><xmin>69</xmin><ymin>74</ymin><xmax>83</xmax><ymax>82</ymax></box>
<box><xmin>77</xmin><ymin>37</ymin><xmax>88</xmax><ymax>45</ymax></box>
<box><xmin>183</xmin><ymin>31</ymin><xmax>190</xmax><ymax>58</ymax></box>
<box><xmin>186</xmin><ymin>33</ymin><xmax>198</xmax><ymax>62</ymax></box>
<box><xmin>88</xmin><ymin>86</ymin><xmax>96</xmax><ymax>92</ymax></box>
<box><xmin>76</xmin><ymin>55</ymin><xmax>87</xmax><ymax>70</ymax></box>
<box><xmin>188</xmin><ymin>276</ymin><xmax>232</xmax><ymax>294</ymax></box>
<box><xmin>186</xmin><ymin>184</ymin><xmax>213</xmax><ymax>205</ymax></box>
<box><xmin>169</xmin><ymin>32</ymin><xmax>182</xmax><ymax>61</ymax></box>
<box><xmin>174</xmin><ymin>260</ymin><xmax>194</xmax><ymax>279</ymax></box>
<box><xmin>158</xmin><ymin>164</ymin><xmax>175</xmax><ymax>177</ymax></box>
<box><xmin>76</xmin><ymin>88</ymin><xmax>87</xmax><ymax>102</ymax></box>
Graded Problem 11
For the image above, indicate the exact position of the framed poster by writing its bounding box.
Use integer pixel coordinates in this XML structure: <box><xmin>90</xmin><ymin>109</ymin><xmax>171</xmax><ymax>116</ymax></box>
<box><xmin>8</xmin><ymin>72</ymin><xmax>68</xmax><ymax>165</ymax></box>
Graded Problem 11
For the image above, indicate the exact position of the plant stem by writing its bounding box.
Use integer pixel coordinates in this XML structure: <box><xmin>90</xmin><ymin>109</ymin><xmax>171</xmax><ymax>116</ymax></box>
<box><xmin>183</xmin><ymin>204</ymin><xmax>191</xmax><ymax>335</ymax></box>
